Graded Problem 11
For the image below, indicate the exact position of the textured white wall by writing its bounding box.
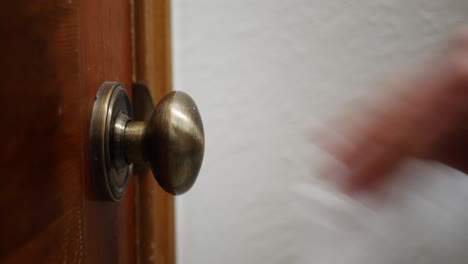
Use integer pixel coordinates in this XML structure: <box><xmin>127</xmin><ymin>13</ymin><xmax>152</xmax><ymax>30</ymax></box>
<box><xmin>172</xmin><ymin>1</ymin><xmax>468</xmax><ymax>263</ymax></box>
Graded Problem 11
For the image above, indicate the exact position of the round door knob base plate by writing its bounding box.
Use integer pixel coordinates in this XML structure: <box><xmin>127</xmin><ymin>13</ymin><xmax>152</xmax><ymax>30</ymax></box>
<box><xmin>89</xmin><ymin>82</ymin><xmax>134</xmax><ymax>201</ymax></box>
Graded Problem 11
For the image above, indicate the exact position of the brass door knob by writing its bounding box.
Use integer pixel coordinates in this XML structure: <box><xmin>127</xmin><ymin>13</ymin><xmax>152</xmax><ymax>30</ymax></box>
<box><xmin>90</xmin><ymin>82</ymin><xmax>204</xmax><ymax>201</ymax></box>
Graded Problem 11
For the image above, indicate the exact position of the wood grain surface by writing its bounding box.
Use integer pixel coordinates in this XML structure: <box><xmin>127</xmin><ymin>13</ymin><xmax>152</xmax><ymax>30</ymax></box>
<box><xmin>133</xmin><ymin>0</ymin><xmax>176</xmax><ymax>263</ymax></box>
<box><xmin>0</xmin><ymin>0</ymin><xmax>135</xmax><ymax>263</ymax></box>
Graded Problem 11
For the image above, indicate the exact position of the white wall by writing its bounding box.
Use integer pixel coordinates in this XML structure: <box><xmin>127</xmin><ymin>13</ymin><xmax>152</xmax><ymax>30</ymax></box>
<box><xmin>172</xmin><ymin>1</ymin><xmax>468</xmax><ymax>263</ymax></box>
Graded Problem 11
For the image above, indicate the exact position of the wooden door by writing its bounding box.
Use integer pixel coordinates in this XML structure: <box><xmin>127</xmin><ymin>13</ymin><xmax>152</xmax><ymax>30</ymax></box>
<box><xmin>0</xmin><ymin>0</ymin><xmax>174</xmax><ymax>263</ymax></box>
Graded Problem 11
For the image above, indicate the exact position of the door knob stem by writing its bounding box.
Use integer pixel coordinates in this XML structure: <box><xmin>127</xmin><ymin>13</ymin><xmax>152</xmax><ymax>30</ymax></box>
<box><xmin>124</xmin><ymin>121</ymin><xmax>146</xmax><ymax>165</ymax></box>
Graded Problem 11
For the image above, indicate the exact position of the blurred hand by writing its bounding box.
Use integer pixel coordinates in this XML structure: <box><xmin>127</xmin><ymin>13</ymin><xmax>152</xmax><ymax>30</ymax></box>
<box><xmin>318</xmin><ymin>27</ymin><xmax>468</xmax><ymax>193</ymax></box>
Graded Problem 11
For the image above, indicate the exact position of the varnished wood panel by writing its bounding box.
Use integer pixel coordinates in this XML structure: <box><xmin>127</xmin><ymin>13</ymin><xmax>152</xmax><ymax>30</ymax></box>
<box><xmin>79</xmin><ymin>0</ymin><xmax>135</xmax><ymax>263</ymax></box>
<box><xmin>0</xmin><ymin>1</ymin><xmax>83</xmax><ymax>263</ymax></box>
<box><xmin>133</xmin><ymin>0</ymin><xmax>175</xmax><ymax>263</ymax></box>
<box><xmin>0</xmin><ymin>0</ymin><xmax>135</xmax><ymax>263</ymax></box>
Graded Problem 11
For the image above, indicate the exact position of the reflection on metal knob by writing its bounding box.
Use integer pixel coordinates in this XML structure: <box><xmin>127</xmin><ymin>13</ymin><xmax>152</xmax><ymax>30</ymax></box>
<box><xmin>125</xmin><ymin>87</ymin><xmax>205</xmax><ymax>195</ymax></box>
<box><xmin>89</xmin><ymin>82</ymin><xmax>204</xmax><ymax>201</ymax></box>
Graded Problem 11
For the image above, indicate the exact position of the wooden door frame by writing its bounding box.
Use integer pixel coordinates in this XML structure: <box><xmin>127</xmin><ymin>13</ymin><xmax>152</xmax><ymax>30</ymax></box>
<box><xmin>131</xmin><ymin>1</ymin><xmax>176</xmax><ymax>263</ymax></box>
